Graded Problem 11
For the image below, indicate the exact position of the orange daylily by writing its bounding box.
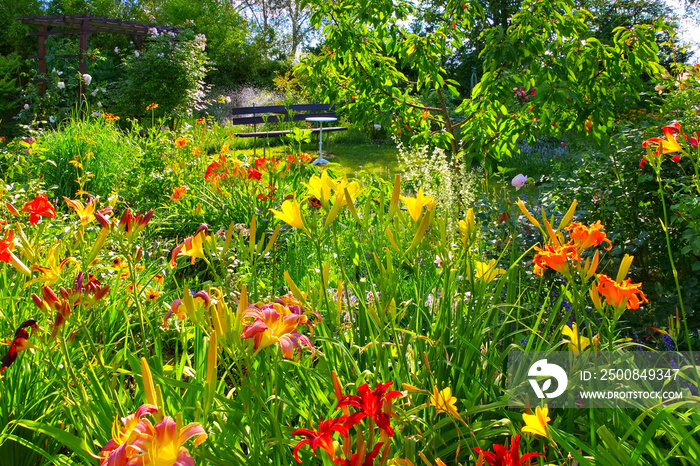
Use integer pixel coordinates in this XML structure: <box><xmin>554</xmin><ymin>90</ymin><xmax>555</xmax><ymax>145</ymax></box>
<box><xmin>0</xmin><ymin>229</ymin><xmax>30</xmax><ymax>275</ymax></box>
<box><xmin>596</xmin><ymin>274</ymin><xmax>648</xmax><ymax>310</ymax></box>
<box><xmin>169</xmin><ymin>186</ymin><xmax>188</xmax><ymax>201</ymax></box>
<box><xmin>567</xmin><ymin>221</ymin><xmax>612</xmax><ymax>252</ymax></box>
<box><xmin>175</xmin><ymin>136</ymin><xmax>190</xmax><ymax>147</ymax></box>
<box><xmin>532</xmin><ymin>243</ymin><xmax>580</xmax><ymax>276</ymax></box>
<box><xmin>22</xmin><ymin>194</ymin><xmax>56</xmax><ymax>224</ymax></box>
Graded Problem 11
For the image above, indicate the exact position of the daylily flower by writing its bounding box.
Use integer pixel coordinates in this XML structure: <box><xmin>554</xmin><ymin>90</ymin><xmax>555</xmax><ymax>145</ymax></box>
<box><xmin>532</xmin><ymin>243</ymin><xmax>580</xmax><ymax>276</ymax></box>
<box><xmin>400</xmin><ymin>188</ymin><xmax>436</xmax><ymax>223</ymax></box>
<box><xmin>292</xmin><ymin>416</ymin><xmax>359</xmax><ymax>463</ymax></box>
<box><xmin>511</xmin><ymin>174</ymin><xmax>527</xmax><ymax>190</ymax></box>
<box><xmin>163</xmin><ymin>290</ymin><xmax>210</xmax><ymax>328</ymax></box>
<box><xmin>1</xmin><ymin>319</ymin><xmax>38</xmax><ymax>374</ymax></box>
<box><xmin>117</xmin><ymin>209</ymin><xmax>154</xmax><ymax>241</ymax></box>
<box><xmin>169</xmin><ymin>224</ymin><xmax>210</xmax><ymax>268</ymax></box>
<box><xmin>99</xmin><ymin>404</ymin><xmax>158</xmax><ymax>465</ymax></box>
<box><xmin>333</xmin><ymin>442</ymin><xmax>383</xmax><ymax>466</ymax></box>
<box><xmin>562</xmin><ymin>323</ymin><xmax>591</xmax><ymax>355</ymax></box>
<box><xmin>429</xmin><ymin>386</ymin><xmax>459</xmax><ymax>417</ymax></box>
<box><xmin>522</xmin><ymin>405</ymin><xmax>550</xmax><ymax>437</ymax></box>
<box><xmin>169</xmin><ymin>186</ymin><xmax>188</xmax><ymax>201</ymax></box>
<box><xmin>0</xmin><ymin>229</ymin><xmax>31</xmax><ymax>275</ymax></box>
<box><xmin>566</xmin><ymin>221</ymin><xmax>612</xmax><ymax>252</ymax></box>
<box><xmin>27</xmin><ymin>243</ymin><xmax>80</xmax><ymax>286</ymax></box>
<box><xmin>457</xmin><ymin>208</ymin><xmax>477</xmax><ymax>246</ymax></box>
<box><xmin>473</xmin><ymin>434</ymin><xmax>545</xmax><ymax>466</ymax></box>
<box><xmin>240</xmin><ymin>302</ymin><xmax>319</xmax><ymax>360</ymax></box>
<box><xmin>474</xmin><ymin>259</ymin><xmax>506</xmax><ymax>283</ymax></box>
<box><xmin>270</xmin><ymin>199</ymin><xmax>308</xmax><ymax>234</ymax></box>
<box><xmin>22</xmin><ymin>194</ymin><xmax>56</xmax><ymax>224</ymax></box>
<box><xmin>119</xmin><ymin>415</ymin><xmax>207</xmax><ymax>466</ymax></box>
<box><xmin>175</xmin><ymin>136</ymin><xmax>189</xmax><ymax>147</ymax></box>
<box><xmin>642</xmin><ymin>122</ymin><xmax>682</xmax><ymax>155</ymax></box>
<box><xmin>337</xmin><ymin>382</ymin><xmax>403</xmax><ymax>437</ymax></box>
<box><xmin>63</xmin><ymin>196</ymin><xmax>97</xmax><ymax>227</ymax></box>
<box><xmin>247</xmin><ymin>168</ymin><xmax>262</xmax><ymax>180</ymax></box>
<box><xmin>305</xmin><ymin>171</ymin><xmax>337</xmax><ymax>206</ymax></box>
<box><xmin>596</xmin><ymin>274</ymin><xmax>647</xmax><ymax>310</ymax></box>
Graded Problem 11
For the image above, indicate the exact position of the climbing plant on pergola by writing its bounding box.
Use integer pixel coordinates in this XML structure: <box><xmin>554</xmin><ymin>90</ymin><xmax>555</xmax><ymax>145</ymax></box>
<box><xmin>15</xmin><ymin>15</ymin><xmax>178</xmax><ymax>96</ymax></box>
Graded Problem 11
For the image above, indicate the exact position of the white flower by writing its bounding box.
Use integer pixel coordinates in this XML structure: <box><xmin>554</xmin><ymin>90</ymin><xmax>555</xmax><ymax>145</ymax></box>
<box><xmin>511</xmin><ymin>174</ymin><xmax>527</xmax><ymax>191</ymax></box>
<box><xmin>97</xmin><ymin>101</ymin><xmax>102</xmax><ymax>107</ymax></box>
<box><xmin>57</xmin><ymin>81</ymin><xmax>65</xmax><ymax>89</ymax></box>
<box><xmin>83</xmin><ymin>74</ymin><xmax>92</xmax><ymax>85</ymax></box>
<box><xmin>157</xmin><ymin>53</ymin><xmax>164</xmax><ymax>57</ymax></box>
<box><xmin>91</xmin><ymin>88</ymin><xmax>98</xmax><ymax>96</ymax></box>
<box><xmin>93</xmin><ymin>111</ymin><xmax>101</xmax><ymax>117</ymax></box>
<box><xmin>135</xmin><ymin>50</ymin><xmax>140</xmax><ymax>57</ymax></box>
<box><xmin>49</xmin><ymin>116</ymin><xmax>55</xmax><ymax>123</ymax></box>
<box><xmin>374</xmin><ymin>124</ymin><xmax>382</xmax><ymax>130</ymax></box>
<box><xmin>114</xmin><ymin>46</ymin><xmax>119</xmax><ymax>53</ymax></box>
<box><xmin>148</xmin><ymin>27</ymin><xmax>158</xmax><ymax>36</ymax></box>
<box><xmin>225</xmin><ymin>96</ymin><xmax>231</xmax><ymax>103</ymax></box>
<box><xmin>24</xmin><ymin>104</ymin><xmax>29</xmax><ymax>110</ymax></box>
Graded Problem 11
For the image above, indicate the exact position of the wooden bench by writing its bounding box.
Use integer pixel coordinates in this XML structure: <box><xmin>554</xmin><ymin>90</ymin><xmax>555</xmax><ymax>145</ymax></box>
<box><xmin>230</xmin><ymin>103</ymin><xmax>347</xmax><ymax>139</ymax></box>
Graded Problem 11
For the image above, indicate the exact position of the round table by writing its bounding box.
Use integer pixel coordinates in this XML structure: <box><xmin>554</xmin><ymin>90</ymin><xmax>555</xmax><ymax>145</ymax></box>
<box><xmin>306</xmin><ymin>117</ymin><xmax>337</xmax><ymax>165</ymax></box>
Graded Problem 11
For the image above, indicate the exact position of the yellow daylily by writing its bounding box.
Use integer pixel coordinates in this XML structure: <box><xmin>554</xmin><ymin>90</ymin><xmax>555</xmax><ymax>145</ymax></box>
<box><xmin>457</xmin><ymin>208</ymin><xmax>477</xmax><ymax>246</ymax></box>
<box><xmin>474</xmin><ymin>259</ymin><xmax>506</xmax><ymax>283</ymax></box>
<box><xmin>400</xmin><ymin>188</ymin><xmax>436</xmax><ymax>223</ymax></box>
<box><xmin>304</xmin><ymin>171</ymin><xmax>336</xmax><ymax>206</ymax></box>
<box><xmin>270</xmin><ymin>198</ymin><xmax>308</xmax><ymax>234</ymax></box>
<box><xmin>429</xmin><ymin>386</ymin><xmax>459</xmax><ymax>417</ymax></box>
<box><xmin>63</xmin><ymin>196</ymin><xmax>96</xmax><ymax>227</ymax></box>
<box><xmin>562</xmin><ymin>322</ymin><xmax>591</xmax><ymax>354</ymax></box>
<box><xmin>522</xmin><ymin>405</ymin><xmax>550</xmax><ymax>437</ymax></box>
<box><xmin>333</xmin><ymin>176</ymin><xmax>361</xmax><ymax>207</ymax></box>
<box><xmin>169</xmin><ymin>225</ymin><xmax>209</xmax><ymax>268</ymax></box>
<box><xmin>26</xmin><ymin>243</ymin><xmax>79</xmax><ymax>287</ymax></box>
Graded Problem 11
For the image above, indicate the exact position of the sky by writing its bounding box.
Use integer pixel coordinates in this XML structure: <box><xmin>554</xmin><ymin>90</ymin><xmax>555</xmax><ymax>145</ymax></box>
<box><xmin>665</xmin><ymin>0</ymin><xmax>700</xmax><ymax>62</ymax></box>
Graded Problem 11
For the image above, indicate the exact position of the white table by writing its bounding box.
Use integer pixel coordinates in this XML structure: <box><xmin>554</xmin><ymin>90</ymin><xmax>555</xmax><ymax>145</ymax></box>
<box><xmin>306</xmin><ymin>117</ymin><xmax>337</xmax><ymax>165</ymax></box>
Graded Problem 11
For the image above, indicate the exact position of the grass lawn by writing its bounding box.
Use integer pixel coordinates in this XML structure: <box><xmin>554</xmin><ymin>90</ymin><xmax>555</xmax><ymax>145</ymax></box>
<box><xmin>230</xmin><ymin>140</ymin><xmax>399</xmax><ymax>176</ymax></box>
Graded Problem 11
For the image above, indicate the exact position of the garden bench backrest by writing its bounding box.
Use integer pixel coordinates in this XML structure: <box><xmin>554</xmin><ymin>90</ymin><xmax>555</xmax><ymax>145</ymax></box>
<box><xmin>230</xmin><ymin>103</ymin><xmax>337</xmax><ymax>125</ymax></box>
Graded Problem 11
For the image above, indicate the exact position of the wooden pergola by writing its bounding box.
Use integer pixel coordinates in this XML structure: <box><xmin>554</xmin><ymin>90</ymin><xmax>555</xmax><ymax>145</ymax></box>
<box><xmin>16</xmin><ymin>15</ymin><xmax>178</xmax><ymax>96</ymax></box>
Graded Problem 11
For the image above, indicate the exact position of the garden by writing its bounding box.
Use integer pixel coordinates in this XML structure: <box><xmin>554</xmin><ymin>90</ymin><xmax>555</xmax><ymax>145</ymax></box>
<box><xmin>1</xmin><ymin>0</ymin><xmax>700</xmax><ymax>465</ymax></box>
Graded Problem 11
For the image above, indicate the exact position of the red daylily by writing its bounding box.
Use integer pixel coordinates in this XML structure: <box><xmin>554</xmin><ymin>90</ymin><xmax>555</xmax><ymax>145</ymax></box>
<box><xmin>337</xmin><ymin>382</ymin><xmax>403</xmax><ymax>437</ymax></box>
<box><xmin>1</xmin><ymin>319</ymin><xmax>37</xmax><ymax>373</ymax></box>
<box><xmin>473</xmin><ymin>434</ymin><xmax>545</xmax><ymax>466</ymax></box>
<box><xmin>642</xmin><ymin>122</ymin><xmax>682</xmax><ymax>155</ymax></box>
<box><xmin>22</xmin><ymin>194</ymin><xmax>56</xmax><ymax>224</ymax></box>
<box><xmin>333</xmin><ymin>442</ymin><xmax>384</xmax><ymax>466</ymax></box>
<box><xmin>117</xmin><ymin>209</ymin><xmax>153</xmax><ymax>240</ymax></box>
<box><xmin>292</xmin><ymin>416</ymin><xmax>360</xmax><ymax>463</ymax></box>
<box><xmin>248</xmin><ymin>168</ymin><xmax>262</xmax><ymax>180</ymax></box>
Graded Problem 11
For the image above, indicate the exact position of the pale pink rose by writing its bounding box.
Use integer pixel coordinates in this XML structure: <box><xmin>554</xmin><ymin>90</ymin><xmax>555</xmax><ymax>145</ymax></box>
<box><xmin>511</xmin><ymin>174</ymin><xmax>527</xmax><ymax>191</ymax></box>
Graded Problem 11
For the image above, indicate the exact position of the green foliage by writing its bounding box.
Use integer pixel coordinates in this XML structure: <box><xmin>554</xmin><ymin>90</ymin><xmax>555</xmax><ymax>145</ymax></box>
<box><xmin>297</xmin><ymin>0</ymin><xmax>668</xmax><ymax>171</ymax></box>
<box><xmin>112</xmin><ymin>27</ymin><xmax>210</xmax><ymax>121</ymax></box>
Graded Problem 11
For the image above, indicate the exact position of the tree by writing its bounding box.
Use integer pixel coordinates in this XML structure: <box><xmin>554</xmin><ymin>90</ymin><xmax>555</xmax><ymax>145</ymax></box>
<box><xmin>296</xmin><ymin>0</ymin><xmax>668</xmax><ymax>168</ymax></box>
